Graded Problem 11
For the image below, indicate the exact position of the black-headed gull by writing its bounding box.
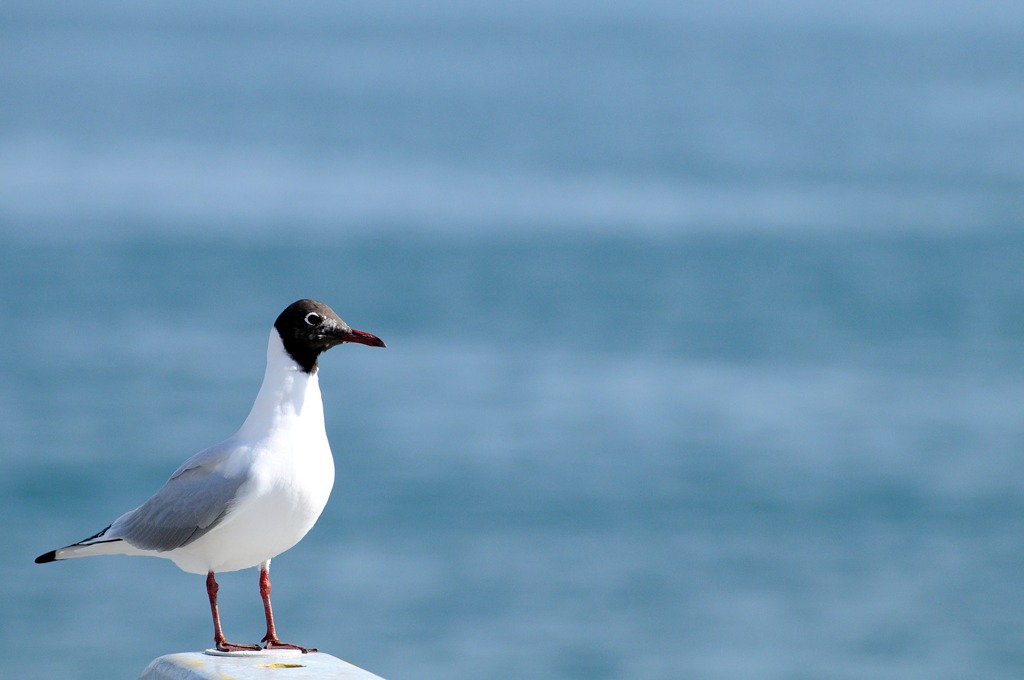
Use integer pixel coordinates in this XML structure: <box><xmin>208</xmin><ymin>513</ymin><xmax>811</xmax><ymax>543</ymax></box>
<box><xmin>36</xmin><ymin>299</ymin><xmax>386</xmax><ymax>653</ymax></box>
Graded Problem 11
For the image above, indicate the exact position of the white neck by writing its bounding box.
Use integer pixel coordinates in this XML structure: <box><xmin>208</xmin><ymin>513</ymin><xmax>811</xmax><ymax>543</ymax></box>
<box><xmin>236</xmin><ymin>330</ymin><xmax>325</xmax><ymax>441</ymax></box>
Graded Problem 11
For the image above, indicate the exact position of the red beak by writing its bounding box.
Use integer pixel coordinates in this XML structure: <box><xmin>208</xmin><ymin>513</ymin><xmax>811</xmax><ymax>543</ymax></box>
<box><xmin>343</xmin><ymin>328</ymin><xmax>386</xmax><ymax>348</ymax></box>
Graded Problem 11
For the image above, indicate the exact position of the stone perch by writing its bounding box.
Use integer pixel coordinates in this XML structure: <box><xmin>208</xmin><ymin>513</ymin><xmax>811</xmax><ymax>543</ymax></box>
<box><xmin>140</xmin><ymin>650</ymin><xmax>385</xmax><ymax>680</ymax></box>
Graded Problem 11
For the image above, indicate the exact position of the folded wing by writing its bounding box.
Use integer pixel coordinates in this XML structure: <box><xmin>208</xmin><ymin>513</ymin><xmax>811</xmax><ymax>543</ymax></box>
<box><xmin>113</xmin><ymin>444</ymin><xmax>250</xmax><ymax>552</ymax></box>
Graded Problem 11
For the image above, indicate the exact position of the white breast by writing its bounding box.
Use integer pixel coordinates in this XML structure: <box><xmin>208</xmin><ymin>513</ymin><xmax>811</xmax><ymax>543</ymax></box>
<box><xmin>166</xmin><ymin>331</ymin><xmax>337</xmax><ymax>574</ymax></box>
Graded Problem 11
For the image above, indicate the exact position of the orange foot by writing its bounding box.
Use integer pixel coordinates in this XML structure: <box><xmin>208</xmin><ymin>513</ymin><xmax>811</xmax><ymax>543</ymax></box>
<box><xmin>216</xmin><ymin>640</ymin><xmax>263</xmax><ymax>652</ymax></box>
<box><xmin>263</xmin><ymin>637</ymin><xmax>317</xmax><ymax>654</ymax></box>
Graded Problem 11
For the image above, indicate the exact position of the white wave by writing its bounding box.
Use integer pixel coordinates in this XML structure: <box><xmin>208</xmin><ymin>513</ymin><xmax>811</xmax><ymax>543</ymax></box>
<box><xmin>0</xmin><ymin>139</ymin><xmax>1012</xmax><ymax>240</ymax></box>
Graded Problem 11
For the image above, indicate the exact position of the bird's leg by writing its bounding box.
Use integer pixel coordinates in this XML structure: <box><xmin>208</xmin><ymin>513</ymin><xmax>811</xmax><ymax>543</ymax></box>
<box><xmin>259</xmin><ymin>560</ymin><xmax>317</xmax><ymax>653</ymax></box>
<box><xmin>207</xmin><ymin>571</ymin><xmax>261</xmax><ymax>652</ymax></box>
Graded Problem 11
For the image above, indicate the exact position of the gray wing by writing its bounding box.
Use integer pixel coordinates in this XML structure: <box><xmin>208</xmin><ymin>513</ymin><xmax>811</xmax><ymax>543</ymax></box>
<box><xmin>111</xmin><ymin>441</ymin><xmax>250</xmax><ymax>552</ymax></box>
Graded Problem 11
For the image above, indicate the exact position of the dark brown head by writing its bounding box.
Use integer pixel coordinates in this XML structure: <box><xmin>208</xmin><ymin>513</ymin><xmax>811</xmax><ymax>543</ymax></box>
<box><xmin>274</xmin><ymin>299</ymin><xmax>385</xmax><ymax>373</ymax></box>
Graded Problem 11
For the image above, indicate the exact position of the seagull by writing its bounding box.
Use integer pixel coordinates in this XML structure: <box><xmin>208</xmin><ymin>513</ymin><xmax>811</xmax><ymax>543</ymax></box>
<box><xmin>35</xmin><ymin>299</ymin><xmax>386</xmax><ymax>653</ymax></box>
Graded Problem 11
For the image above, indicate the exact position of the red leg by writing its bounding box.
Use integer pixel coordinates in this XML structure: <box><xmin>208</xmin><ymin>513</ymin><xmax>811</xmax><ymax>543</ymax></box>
<box><xmin>207</xmin><ymin>571</ymin><xmax>261</xmax><ymax>652</ymax></box>
<box><xmin>259</xmin><ymin>561</ymin><xmax>316</xmax><ymax>653</ymax></box>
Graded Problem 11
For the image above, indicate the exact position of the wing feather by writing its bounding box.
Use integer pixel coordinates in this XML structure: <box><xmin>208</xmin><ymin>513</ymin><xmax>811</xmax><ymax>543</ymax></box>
<box><xmin>111</xmin><ymin>441</ymin><xmax>250</xmax><ymax>553</ymax></box>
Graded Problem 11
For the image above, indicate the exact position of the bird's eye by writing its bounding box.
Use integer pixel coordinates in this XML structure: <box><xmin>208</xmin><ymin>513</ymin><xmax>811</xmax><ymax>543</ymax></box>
<box><xmin>304</xmin><ymin>312</ymin><xmax>323</xmax><ymax>326</ymax></box>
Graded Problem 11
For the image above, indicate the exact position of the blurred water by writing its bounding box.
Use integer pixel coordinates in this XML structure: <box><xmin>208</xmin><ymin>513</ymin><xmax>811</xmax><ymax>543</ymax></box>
<box><xmin>2</xmin><ymin>2</ymin><xmax>1024</xmax><ymax>679</ymax></box>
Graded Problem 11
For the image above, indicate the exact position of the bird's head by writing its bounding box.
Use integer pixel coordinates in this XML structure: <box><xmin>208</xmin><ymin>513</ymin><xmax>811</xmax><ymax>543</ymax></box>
<box><xmin>274</xmin><ymin>299</ymin><xmax>385</xmax><ymax>373</ymax></box>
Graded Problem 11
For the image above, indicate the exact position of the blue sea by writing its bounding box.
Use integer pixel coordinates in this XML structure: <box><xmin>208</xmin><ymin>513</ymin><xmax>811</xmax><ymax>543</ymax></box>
<box><xmin>3</xmin><ymin>1</ymin><xmax>1024</xmax><ymax>678</ymax></box>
